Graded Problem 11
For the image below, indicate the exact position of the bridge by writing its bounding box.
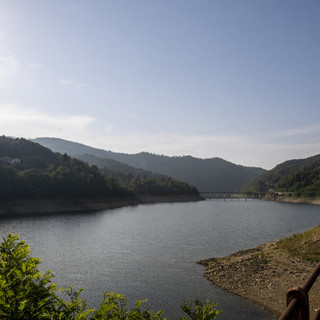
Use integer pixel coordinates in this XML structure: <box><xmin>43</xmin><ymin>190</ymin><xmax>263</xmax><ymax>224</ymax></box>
<box><xmin>199</xmin><ymin>191</ymin><xmax>268</xmax><ymax>200</ymax></box>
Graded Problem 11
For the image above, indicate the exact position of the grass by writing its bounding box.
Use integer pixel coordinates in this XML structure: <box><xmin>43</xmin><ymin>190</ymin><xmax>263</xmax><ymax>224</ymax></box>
<box><xmin>276</xmin><ymin>225</ymin><xmax>320</xmax><ymax>262</ymax></box>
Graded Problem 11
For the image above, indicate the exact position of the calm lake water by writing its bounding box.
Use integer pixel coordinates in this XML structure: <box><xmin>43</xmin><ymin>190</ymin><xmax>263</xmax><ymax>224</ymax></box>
<box><xmin>0</xmin><ymin>200</ymin><xmax>319</xmax><ymax>319</ymax></box>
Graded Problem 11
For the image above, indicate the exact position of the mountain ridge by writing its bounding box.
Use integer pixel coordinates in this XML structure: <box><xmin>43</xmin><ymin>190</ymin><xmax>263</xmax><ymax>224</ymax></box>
<box><xmin>33</xmin><ymin>137</ymin><xmax>266</xmax><ymax>192</ymax></box>
<box><xmin>241</xmin><ymin>154</ymin><xmax>320</xmax><ymax>196</ymax></box>
<box><xmin>1</xmin><ymin>136</ymin><xmax>200</xmax><ymax>201</ymax></box>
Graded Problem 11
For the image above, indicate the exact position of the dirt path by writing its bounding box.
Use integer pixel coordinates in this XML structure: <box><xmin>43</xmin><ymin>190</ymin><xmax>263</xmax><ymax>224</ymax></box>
<box><xmin>199</xmin><ymin>242</ymin><xmax>320</xmax><ymax>318</ymax></box>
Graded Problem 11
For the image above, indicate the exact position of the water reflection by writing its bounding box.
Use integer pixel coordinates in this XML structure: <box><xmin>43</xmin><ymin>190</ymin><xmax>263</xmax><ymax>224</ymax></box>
<box><xmin>0</xmin><ymin>200</ymin><xmax>319</xmax><ymax>319</ymax></box>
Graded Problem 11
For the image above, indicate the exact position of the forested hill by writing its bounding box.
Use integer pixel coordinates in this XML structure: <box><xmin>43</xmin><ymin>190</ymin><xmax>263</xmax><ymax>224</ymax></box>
<box><xmin>0</xmin><ymin>136</ymin><xmax>199</xmax><ymax>201</ymax></box>
<box><xmin>241</xmin><ymin>154</ymin><xmax>320</xmax><ymax>197</ymax></box>
<box><xmin>33</xmin><ymin>137</ymin><xmax>266</xmax><ymax>192</ymax></box>
<box><xmin>0</xmin><ymin>136</ymin><xmax>128</xmax><ymax>200</ymax></box>
<box><xmin>76</xmin><ymin>153</ymin><xmax>166</xmax><ymax>180</ymax></box>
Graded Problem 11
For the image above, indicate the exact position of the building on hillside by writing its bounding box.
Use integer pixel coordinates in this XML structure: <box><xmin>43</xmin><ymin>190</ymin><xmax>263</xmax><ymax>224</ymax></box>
<box><xmin>0</xmin><ymin>157</ymin><xmax>21</xmax><ymax>165</ymax></box>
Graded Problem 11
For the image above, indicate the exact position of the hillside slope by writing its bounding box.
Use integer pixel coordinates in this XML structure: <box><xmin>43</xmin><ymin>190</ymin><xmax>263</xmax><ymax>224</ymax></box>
<box><xmin>0</xmin><ymin>136</ymin><xmax>199</xmax><ymax>203</ymax></box>
<box><xmin>241</xmin><ymin>154</ymin><xmax>320</xmax><ymax>196</ymax></box>
<box><xmin>76</xmin><ymin>153</ymin><xmax>167</xmax><ymax>179</ymax></box>
<box><xmin>33</xmin><ymin>137</ymin><xmax>266</xmax><ymax>192</ymax></box>
<box><xmin>0</xmin><ymin>136</ymin><xmax>127</xmax><ymax>200</ymax></box>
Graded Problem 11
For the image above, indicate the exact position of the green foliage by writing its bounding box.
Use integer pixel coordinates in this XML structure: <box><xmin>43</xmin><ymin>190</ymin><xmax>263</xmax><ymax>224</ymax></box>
<box><xmin>0</xmin><ymin>233</ymin><xmax>57</xmax><ymax>319</ymax></box>
<box><xmin>0</xmin><ymin>165</ymin><xmax>18</xmax><ymax>200</ymax></box>
<box><xmin>275</xmin><ymin>167</ymin><xmax>320</xmax><ymax>197</ymax></box>
<box><xmin>0</xmin><ymin>135</ymin><xmax>56</xmax><ymax>170</ymax></box>
<box><xmin>179</xmin><ymin>300</ymin><xmax>221</xmax><ymax>320</ymax></box>
<box><xmin>92</xmin><ymin>292</ymin><xmax>164</xmax><ymax>320</ymax></box>
<box><xmin>241</xmin><ymin>154</ymin><xmax>320</xmax><ymax>196</ymax></box>
<box><xmin>276</xmin><ymin>225</ymin><xmax>320</xmax><ymax>262</ymax></box>
<box><xmin>0</xmin><ymin>234</ymin><xmax>221</xmax><ymax>320</ymax></box>
<box><xmin>0</xmin><ymin>136</ymin><xmax>131</xmax><ymax>201</ymax></box>
<box><xmin>54</xmin><ymin>287</ymin><xmax>93</xmax><ymax>320</ymax></box>
<box><xmin>0</xmin><ymin>136</ymin><xmax>198</xmax><ymax>200</ymax></box>
<box><xmin>100</xmin><ymin>168</ymin><xmax>199</xmax><ymax>196</ymax></box>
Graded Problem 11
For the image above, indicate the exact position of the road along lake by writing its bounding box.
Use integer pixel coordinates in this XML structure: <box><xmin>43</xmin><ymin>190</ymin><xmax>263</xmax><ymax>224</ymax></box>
<box><xmin>0</xmin><ymin>199</ymin><xmax>319</xmax><ymax>319</ymax></box>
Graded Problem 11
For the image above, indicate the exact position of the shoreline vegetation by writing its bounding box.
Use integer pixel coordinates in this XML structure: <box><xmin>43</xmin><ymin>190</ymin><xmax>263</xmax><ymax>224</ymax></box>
<box><xmin>198</xmin><ymin>224</ymin><xmax>320</xmax><ymax>319</ymax></box>
<box><xmin>0</xmin><ymin>195</ymin><xmax>203</xmax><ymax>216</ymax></box>
<box><xmin>1</xmin><ymin>194</ymin><xmax>318</xmax><ymax>216</ymax></box>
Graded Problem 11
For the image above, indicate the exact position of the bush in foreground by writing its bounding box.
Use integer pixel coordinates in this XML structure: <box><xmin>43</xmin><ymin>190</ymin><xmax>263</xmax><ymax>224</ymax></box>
<box><xmin>0</xmin><ymin>233</ymin><xmax>221</xmax><ymax>319</ymax></box>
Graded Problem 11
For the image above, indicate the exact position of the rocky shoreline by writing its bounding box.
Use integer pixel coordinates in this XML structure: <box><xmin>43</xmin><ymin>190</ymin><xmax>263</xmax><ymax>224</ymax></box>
<box><xmin>0</xmin><ymin>195</ymin><xmax>203</xmax><ymax>216</ymax></box>
<box><xmin>275</xmin><ymin>195</ymin><xmax>320</xmax><ymax>206</ymax></box>
<box><xmin>198</xmin><ymin>242</ymin><xmax>320</xmax><ymax>319</ymax></box>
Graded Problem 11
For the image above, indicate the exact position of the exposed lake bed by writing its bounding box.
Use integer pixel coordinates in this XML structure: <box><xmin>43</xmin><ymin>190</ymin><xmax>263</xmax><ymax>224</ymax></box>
<box><xmin>199</xmin><ymin>240</ymin><xmax>320</xmax><ymax>318</ymax></box>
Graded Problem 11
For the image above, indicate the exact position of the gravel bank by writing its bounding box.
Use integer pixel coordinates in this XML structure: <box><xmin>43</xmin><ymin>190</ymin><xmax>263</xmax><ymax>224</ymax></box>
<box><xmin>198</xmin><ymin>242</ymin><xmax>320</xmax><ymax>318</ymax></box>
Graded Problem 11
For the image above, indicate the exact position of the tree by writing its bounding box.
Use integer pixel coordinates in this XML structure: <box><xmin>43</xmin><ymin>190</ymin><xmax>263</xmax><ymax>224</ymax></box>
<box><xmin>0</xmin><ymin>165</ymin><xmax>17</xmax><ymax>200</ymax></box>
<box><xmin>91</xmin><ymin>292</ymin><xmax>164</xmax><ymax>320</ymax></box>
<box><xmin>0</xmin><ymin>233</ymin><xmax>57</xmax><ymax>319</ymax></box>
<box><xmin>179</xmin><ymin>300</ymin><xmax>221</xmax><ymax>320</ymax></box>
<box><xmin>0</xmin><ymin>234</ymin><xmax>221</xmax><ymax>320</ymax></box>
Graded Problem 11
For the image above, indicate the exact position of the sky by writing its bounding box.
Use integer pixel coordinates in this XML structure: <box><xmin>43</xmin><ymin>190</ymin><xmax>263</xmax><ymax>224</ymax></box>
<box><xmin>0</xmin><ymin>0</ymin><xmax>319</xmax><ymax>169</ymax></box>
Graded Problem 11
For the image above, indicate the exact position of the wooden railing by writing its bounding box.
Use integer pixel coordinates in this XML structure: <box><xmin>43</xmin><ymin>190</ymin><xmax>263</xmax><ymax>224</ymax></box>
<box><xmin>279</xmin><ymin>262</ymin><xmax>320</xmax><ymax>320</ymax></box>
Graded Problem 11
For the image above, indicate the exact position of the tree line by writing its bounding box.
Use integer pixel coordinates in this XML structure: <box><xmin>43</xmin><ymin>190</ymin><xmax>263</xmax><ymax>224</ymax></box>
<box><xmin>0</xmin><ymin>136</ymin><xmax>199</xmax><ymax>201</ymax></box>
<box><xmin>275</xmin><ymin>167</ymin><xmax>320</xmax><ymax>197</ymax></box>
<box><xmin>241</xmin><ymin>154</ymin><xmax>320</xmax><ymax>197</ymax></box>
<box><xmin>0</xmin><ymin>154</ymin><xmax>130</xmax><ymax>201</ymax></box>
<box><xmin>100</xmin><ymin>168</ymin><xmax>199</xmax><ymax>196</ymax></box>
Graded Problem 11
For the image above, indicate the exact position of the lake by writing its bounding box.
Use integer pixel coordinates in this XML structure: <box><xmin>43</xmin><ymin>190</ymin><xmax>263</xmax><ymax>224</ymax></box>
<box><xmin>0</xmin><ymin>199</ymin><xmax>319</xmax><ymax>319</ymax></box>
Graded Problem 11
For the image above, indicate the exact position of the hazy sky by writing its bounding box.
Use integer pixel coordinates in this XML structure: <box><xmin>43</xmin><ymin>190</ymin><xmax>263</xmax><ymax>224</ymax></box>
<box><xmin>0</xmin><ymin>1</ymin><xmax>319</xmax><ymax>169</ymax></box>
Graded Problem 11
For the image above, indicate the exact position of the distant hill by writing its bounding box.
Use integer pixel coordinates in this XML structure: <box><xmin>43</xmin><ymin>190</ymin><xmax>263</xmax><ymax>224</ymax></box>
<box><xmin>0</xmin><ymin>136</ymin><xmax>128</xmax><ymax>200</ymax></box>
<box><xmin>76</xmin><ymin>154</ymin><xmax>167</xmax><ymax>180</ymax></box>
<box><xmin>0</xmin><ymin>136</ymin><xmax>199</xmax><ymax>201</ymax></box>
<box><xmin>33</xmin><ymin>137</ymin><xmax>266</xmax><ymax>192</ymax></box>
<box><xmin>241</xmin><ymin>154</ymin><xmax>320</xmax><ymax>197</ymax></box>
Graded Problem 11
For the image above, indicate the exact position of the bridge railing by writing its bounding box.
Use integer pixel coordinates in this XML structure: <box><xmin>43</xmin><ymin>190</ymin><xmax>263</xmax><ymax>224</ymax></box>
<box><xmin>199</xmin><ymin>192</ymin><xmax>266</xmax><ymax>200</ymax></box>
<box><xmin>279</xmin><ymin>262</ymin><xmax>320</xmax><ymax>320</ymax></box>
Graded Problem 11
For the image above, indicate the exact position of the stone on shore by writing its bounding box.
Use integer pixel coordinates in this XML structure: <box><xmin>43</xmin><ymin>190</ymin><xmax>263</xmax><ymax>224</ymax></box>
<box><xmin>198</xmin><ymin>242</ymin><xmax>320</xmax><ymax>318</ymax></box>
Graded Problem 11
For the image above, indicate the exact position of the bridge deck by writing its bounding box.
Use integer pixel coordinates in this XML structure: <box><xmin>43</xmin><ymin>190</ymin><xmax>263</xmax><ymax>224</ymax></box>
<box><xmin>200</xmin><ymin>192</ymin><xmax>266</xmax><ymax>200</ymax></box>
